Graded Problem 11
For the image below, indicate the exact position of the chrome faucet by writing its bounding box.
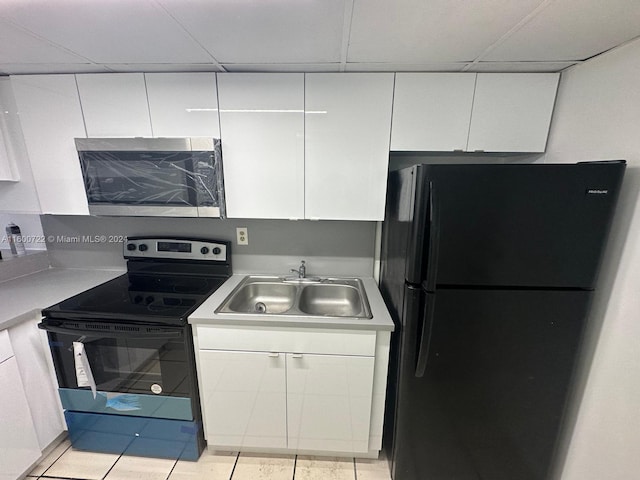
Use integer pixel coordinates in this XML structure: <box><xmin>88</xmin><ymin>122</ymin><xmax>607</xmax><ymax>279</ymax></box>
<box><xmin>291</xmin><ymin>260</ymin><xmax>306</xmax><ymax>279</ymax></box>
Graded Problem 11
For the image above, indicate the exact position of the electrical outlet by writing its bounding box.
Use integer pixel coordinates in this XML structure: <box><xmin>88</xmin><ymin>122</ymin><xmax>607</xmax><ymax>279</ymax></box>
<box><xmin>236</xmin><ymin>227</ymin><xmax>248</xmax><ymax>245</ymax></box>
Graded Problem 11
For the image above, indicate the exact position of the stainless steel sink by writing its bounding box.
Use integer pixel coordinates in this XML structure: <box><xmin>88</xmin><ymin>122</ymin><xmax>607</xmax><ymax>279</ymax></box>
<box><xmin>216</xmin><ymin>276</ymin><xmax>372</xmax><ymax>319</ymax></box>
<box><xmin>226</xmin><ymin>282</ymin><xmax>296</xmax><ymax>314</ymax></box>
<box><xmin>298</xmin><ymin>284</ymin><xmax>363</xmax><ymax>317</ymax></box>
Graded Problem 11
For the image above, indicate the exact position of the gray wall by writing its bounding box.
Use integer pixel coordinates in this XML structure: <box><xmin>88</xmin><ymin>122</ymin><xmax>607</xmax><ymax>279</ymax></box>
<box><xmin>41</xmin><ymin>215</ymin><xmax>377</xmax><ymax>276</ymax></box>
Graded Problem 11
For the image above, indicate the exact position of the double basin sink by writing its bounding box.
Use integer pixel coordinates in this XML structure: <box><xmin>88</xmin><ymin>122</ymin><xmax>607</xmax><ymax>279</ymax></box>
<box><xmin>215</xmin><ymin>276</ymin><xmax>372</xmax><ymax>319</ymax></box>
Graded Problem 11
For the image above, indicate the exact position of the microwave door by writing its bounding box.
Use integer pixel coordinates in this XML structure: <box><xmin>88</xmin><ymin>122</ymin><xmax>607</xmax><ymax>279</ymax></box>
<box><xmin>76</xmin><ymin>138</ymin><xmax>225</xmax><ymax>218</ymax></box>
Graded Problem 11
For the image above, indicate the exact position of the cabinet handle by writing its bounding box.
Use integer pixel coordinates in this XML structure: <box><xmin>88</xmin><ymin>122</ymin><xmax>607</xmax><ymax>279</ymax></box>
<box><xmin>291</xmin><ymin>353</ymin><xmax>303</xmax><ymax>359</ymax></box>
<box><xmin>268</xmin><ymin>352</ymin><xmax>280</xmax><ymax>357</ymax></box>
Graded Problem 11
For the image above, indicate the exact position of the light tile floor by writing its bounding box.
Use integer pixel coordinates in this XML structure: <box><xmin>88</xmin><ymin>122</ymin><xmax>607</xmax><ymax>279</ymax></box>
<box><xmin>28</xmin><ymin>440</ymin><xmax>392</xmax><ymax>480</ymax></box>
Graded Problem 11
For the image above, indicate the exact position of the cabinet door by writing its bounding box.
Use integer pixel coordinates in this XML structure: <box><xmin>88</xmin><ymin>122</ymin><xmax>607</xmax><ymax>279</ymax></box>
<box><xmin>0</xmin><ymin>356</ymin><xmax>41</xmax><ymax>480</ymax></box>
<box><xmin>145</xmin><ymin>73</ymin><xmax>220</xmax><ymax>138</ymax></box>
<box><xmin>9</xmin><ymin>317</ymin><xmax>66</xmax><ymax>450</ymax></box>
<box><xmin>76</xmin><ymin>73</ymin><xmax>152</xmax><ymax>137</ymax></box>
<box><xmin>304</xmin><ymin>73</ymin><xmax>394</xmax><ymax>221</ymax></box>
<box><xmin>198</xmin><ymin>350</ymin><xmax>287</xmax><ymax>449</ymax></box>
<box><xmin>11</xmin><ymin>74</ymin><xmax>89</xmax><ymax>214</ymax></box>
<box><xmin>287</xmin><ymin>353</ymin><xmax>375</xmax><ymax>453</ymax></box>
<box><xmin>218</xmin><ymin>73</ymin><xmax>304</xmax><ymax>219</ymax></box>
<box><xmin>467</xmin><ymin>73</ymin><xmax>559</xmax><ymax>153</ymax></box>
<box><xmin>391</xmin><ymin>73</ymin><xmax>476</xmax><ymax>152</ymax></box>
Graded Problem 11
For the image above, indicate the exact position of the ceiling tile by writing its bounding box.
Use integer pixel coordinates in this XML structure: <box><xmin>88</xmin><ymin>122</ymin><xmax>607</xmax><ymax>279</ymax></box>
<box><xmin>344</xmin><ymin>63</ymin><xmax>468</xmax><ymax>72</ymax></box>
<box><xmin>104</xmin><ymin>63</ymin><xmax>225</xmax><ymax>73</ymax></box>
<box><xmin>467</xmin><ymin>61</ymin><xmax>578</xmax><ymax>73</ymax></box>
<box><xmin>0</xmin><ymin>63</ymin><xmax>113</xmax><ymax>75</ymax></box>
<box><xmin>0</xmin><ymin>19</ymin><xmax>86</xmax><ymax>63</ymax></box>
<box><xmin>222</xmin><ymin>63</ymin><xmax>341</xmax><ymax>73</ymax></box>
<box><xmin>348</xmin><ymin>0</ymin><xmax>545</xmax><ymax>63</ymax></box>
<box><xmin>158</xmin><ymin>0</ymin><xmax>346</xmax><ymax>63</ymax></box>
<box><xmin>0</xmin><ymin>0</ymin><xmax>213</xmax><ymax>63</ymax></box>
<box><xmin>484</xmin><ymin>0</ymin><xmax>640</xmax><ymax>61</ymax></box>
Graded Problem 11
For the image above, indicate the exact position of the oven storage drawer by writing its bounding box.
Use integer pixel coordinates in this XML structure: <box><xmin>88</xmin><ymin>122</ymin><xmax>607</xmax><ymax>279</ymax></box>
<box><xmin>65</xmin><ymin>411</ymin><xmax>202</xmax><ymax>461</ymax></box>
<box><xmin>59</xmin><ymin>388</ymin><xmax>194</xmax><ymax>420</ymax></box>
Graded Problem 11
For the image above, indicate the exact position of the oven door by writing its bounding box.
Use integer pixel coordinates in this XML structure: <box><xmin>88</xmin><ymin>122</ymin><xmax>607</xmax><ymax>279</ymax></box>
<box><xmin>39</xmin><ymin>320</ymin><xmax>196</xmax><ymax>421</ymax></box>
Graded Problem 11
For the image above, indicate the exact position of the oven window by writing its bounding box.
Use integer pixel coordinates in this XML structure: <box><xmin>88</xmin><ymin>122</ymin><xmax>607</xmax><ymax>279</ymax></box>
<box><xmin>49</xmin><ymin>332</ymin><xmax>191</xmax><ymax>397</ymax></box>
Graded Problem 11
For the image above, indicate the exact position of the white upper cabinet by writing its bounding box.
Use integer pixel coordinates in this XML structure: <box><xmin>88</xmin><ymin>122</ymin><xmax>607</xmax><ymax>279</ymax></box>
<box><xmin>145</xmin><ymin>73</ymin><xmax>220</xmax><ymax>138</ymax></box>
<box><xmin>76</xmin><ymin>73</ymin><xmax>152</xmax><ymax>137</ymax></box>
<box><xmin>11</xmin><ymin>74</ymin><xmax>89</xmax><ymax>215</ymax></box>
<box><xmin>391</xmin><ymin>73</ymin><xmax>477</xmax><ymax>152</ymax></box>
<box><xmin>218</xmin><ymin>73</ymin><xmax>304</xmax><ymax>219</ymax></box>
<box><xmin>305</xmin><ymin>73</ymin><xmax>394</xmax><ymax>221</ymax></box>
<box><xmin>467</xmin><ymin>73</ymin><xmax>559</xmax><ymax>153</ymax></box>
<box><xmin>0</xmin><ymin>123</ymin><xmax>19</xmax><ymax>182</ymax></box>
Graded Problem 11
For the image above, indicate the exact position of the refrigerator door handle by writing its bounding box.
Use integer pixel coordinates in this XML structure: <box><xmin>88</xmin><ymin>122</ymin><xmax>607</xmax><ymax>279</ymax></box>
<box><xmin>415</xmin><ymin>293</ymin><xmax>436</xmax><ymax>378</ymax></box>
<box><xmin>424</xmin><ymin>182</ymin><xmax>440</xmax><ymax>292</ymax></box>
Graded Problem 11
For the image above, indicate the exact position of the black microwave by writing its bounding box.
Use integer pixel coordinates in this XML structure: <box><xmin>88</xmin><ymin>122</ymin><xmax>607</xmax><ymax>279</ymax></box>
<box><xmin>76</xmin><ymin>137</ymin><xmax>226</xmax><ymax>218</ymax></box>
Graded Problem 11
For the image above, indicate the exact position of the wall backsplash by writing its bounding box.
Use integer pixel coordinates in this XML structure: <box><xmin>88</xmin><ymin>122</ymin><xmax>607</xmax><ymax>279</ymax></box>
<box><xmin>40</xmin><ymin>215</ymin><xmax>377</xmax><ymax>276</ymax></box>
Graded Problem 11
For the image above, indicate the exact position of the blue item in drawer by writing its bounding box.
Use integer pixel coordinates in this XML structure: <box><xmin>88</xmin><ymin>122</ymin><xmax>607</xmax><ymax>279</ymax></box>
<box><xmin>59</xmin><ymin>388</ymin><xmax>193</xmax><ymax>420</ymax></box>
<box><xmin>65</xmin><ymin>411</ymin><xmax>202</xmax><ymax>460</ymax></box>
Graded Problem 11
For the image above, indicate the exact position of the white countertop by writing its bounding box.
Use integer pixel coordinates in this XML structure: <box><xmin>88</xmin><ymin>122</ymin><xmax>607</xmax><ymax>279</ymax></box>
<box><xmin>189</xmin><ymin>274</ymin><xmax>395</xmax><ymax>331</ymax></box>
<box><xmin>0</xmin><ymin>267</ymin><xmax>125</xmax><ymax>330</ymax></box>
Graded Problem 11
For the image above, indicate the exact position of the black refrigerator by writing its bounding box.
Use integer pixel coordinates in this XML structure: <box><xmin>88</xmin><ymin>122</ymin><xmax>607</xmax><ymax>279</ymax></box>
<box><xmin>379</xmin><ymin>161</ymin><xmax>625</xmax><ymax>480</ymax></box>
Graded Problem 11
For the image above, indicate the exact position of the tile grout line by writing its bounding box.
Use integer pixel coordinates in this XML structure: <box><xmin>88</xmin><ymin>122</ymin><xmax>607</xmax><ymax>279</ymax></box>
<box><xmin>38</xmin><ymin>441</ymin><xmax>73</xmax><ymax>478</ymax></box>
<box><xmin>164</xmin><ymin>457</ymin><xmax>179</xmax><ymax>480</ymax></box>
<box><xmin>100</xmin><ymin>450</ymin><xmax>125</xmax><ymax>480</ymax></box>
<box><xmin>227</xmin><ymin>451</ymin><xmax>241</xmax><ymax>480</ymax></box>
<box><xmin>292</xmin><ymin>454</ymin><xmax>298</xmax><ymax>480</ymax></box>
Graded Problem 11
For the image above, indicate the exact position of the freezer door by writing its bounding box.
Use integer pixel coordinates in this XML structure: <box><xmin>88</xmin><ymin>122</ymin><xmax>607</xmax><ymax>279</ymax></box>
<box><xmin>413</xmin><ymin>162</ymin><xmax>625</xmax><ymax>288</ymax></box>
<box><xmin>391</xmin><ymin>288</ymin><xmax>592</xmax><ymax>480</ymax></box>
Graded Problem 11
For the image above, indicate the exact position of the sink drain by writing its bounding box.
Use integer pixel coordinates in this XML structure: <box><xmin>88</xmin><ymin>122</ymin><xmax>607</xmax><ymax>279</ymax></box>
<box><xmin>254</xmin><ymin>302</ymin><xmax>267</xmax><ymax>313</ymax></box>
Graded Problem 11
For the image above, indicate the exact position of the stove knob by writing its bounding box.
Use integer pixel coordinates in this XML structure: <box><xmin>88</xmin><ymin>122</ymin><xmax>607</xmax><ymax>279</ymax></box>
<box><xmin>126</xmin><ymin>243</ymin><xmax>137</xmax><ymax>251</ymax></box>
<box><xmin>200</xmin><ymin>247</ymin><xmax>209</xmax><ymax>255</ymax></box>
<box><xmin>138</xmin><ymin>244</ymin><xmax>148</xmax><ymax>252</ymax></box>
<box><xmin>212</xmin><ymin>247</ymin><xmax>221</xmax><ymax>255</ymax></box>
<box><xmin>133</xmin><ymin>295</ymin><xmax>143</xmax><ymax>304</ymax></box>
<box><xmin>145</xmin><ymin>296</ymin><xmax>154</xmax><ymax>305</ymax></box>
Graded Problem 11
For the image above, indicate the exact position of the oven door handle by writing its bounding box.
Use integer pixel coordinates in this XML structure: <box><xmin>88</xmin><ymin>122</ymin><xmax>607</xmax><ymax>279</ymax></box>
<box><xmin>38</xmin><ymin>322</ymin><xmax>184</xmax><ymax>339</ymax></box>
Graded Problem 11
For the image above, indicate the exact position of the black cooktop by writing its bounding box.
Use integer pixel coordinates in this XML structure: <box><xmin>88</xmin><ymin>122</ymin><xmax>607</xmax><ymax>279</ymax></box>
<box><xmin>42</xmin><ymin>273</ymin><xmax>226</xmax><ymax>325</ymax></box>
<box><xmin>41</xmin><ymin>237</ymin><xmax>231</xmax><ymax>326</ymax></box>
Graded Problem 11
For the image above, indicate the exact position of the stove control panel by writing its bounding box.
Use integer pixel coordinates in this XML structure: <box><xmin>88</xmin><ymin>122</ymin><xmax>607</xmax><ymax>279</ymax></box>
<box><xmin>124</xmin><ymin>237</ymin><xmax>229</xmax><ymax>262</ymax></box>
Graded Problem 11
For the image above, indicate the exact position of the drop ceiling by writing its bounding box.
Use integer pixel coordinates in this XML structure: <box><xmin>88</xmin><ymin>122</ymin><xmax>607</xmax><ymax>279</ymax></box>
<box><xmin>1</xmin><ymin>0</ymin><xmax>639</xmax><ymax>75</ymax></box>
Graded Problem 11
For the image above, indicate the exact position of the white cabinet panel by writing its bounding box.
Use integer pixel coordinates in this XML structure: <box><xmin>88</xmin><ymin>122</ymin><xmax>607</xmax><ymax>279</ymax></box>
<box><xmin>467</xmin><ymin>73</ymin><xmax>559</xmax><ymax>153</ymax></box>
<box><xmin>391</xmin><ymin>73</ymin><xmax>477</xmax><ymax>151</ymax></box>
<box><xmin>199</xmin><ymin>350</ymin><xmax>287</xmax><ymax>449</ymax></box>
<box><xmin>218</xmin><ymin>73</ymin><xmax>304</xmax><ymax>219</ymax></box>
<box><xmin>145</xmin><ymin>73</ymin><xmax>220</xmax><ymax>138</ymax></box>
<box><xmin>286</xmin><ymin>353</ymin><xmax>374</xmax><ymax>453</ymax></box>
<box><xmin>304</xmin><ymin>73</ymin><xmax>394</xmax><ymax>221</ymax></box>
<box><xmin>196</xmin><ymin>325</ymin><xmax>376</xmax><ymax>356</ymax></box>
<box><xmin>9</xmin><ymin>317</ymin><xmax>66</xmax><ymax>450</ymax></box>
<box><xmin>76</xmin><ymin>73</ymin><xmax>152</xmax><ymax>137</ymax></box>
<box><xmin>0</xmin><ymin>356</ymin><xmax>41</xmax><ymax>480</ymax></box>
<box><xmin>11</xmin><ymin>74</ymin><xmax>89</xmax><ymax>214</ymax></box>
<box><xmin>0</xmin><ymin>121</ymin><xmax>18</xmax><ymax>181</ymax></box>
<box><xmin>0</xmin><ymin>330</ymin><xmax>12</xmax><ymax>364</ymax></box>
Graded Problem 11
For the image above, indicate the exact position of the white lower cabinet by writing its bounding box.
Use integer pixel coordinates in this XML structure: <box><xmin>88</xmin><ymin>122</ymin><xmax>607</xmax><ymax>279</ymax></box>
<box><xmin>198</xmin><ymin>350</ymin><xmax>287</xmax><ymax>449</ymax></box>
<box><xmin>286</xmin><ymin>353</ymin><xmax>374</xmax><ymax>453</ymax></box>
<box><xmin>195</xmin><ymin>325</ymin><xmax>382</xmax><ymax>456</ymax></box>
<box><xmin>0</xmin><ymin>330</ymin><xmax>41</xmax><ymax>480</ymax></box>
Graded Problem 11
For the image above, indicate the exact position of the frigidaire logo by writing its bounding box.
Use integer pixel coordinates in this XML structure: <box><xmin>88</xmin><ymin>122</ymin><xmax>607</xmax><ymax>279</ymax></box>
<box><xmin>586</xmin><ymin>189</ymin><xmax>609</xmax><ymax>195</ymax></box>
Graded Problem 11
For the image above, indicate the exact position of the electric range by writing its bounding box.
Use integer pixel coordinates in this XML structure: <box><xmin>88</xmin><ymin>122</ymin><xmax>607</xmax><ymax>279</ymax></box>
<box><xmin>39</xmin><ymin>237</ymin><xmax>231</xmax><ymax>461</ymax></box>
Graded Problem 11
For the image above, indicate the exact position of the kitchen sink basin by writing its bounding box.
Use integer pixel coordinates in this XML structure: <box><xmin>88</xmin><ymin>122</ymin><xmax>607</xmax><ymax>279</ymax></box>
<box><xmin>298</xmin><ymin>284</ymin><xmax>363</xmax><ymax>317</ymax></box>
<box><xmin>216</xmin><ymin>276</ymin><xmax>372</xmax><ymax>319</ymax></box>
<box><xmin>225</xmin><ymin>282</ymin><xmax>296</xmax><ymax>314</ymax></box>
